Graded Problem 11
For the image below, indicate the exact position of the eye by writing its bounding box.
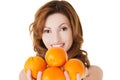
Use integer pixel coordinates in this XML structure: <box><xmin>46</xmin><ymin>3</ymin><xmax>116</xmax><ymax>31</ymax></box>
<box><xmin>43</xmin><ymin>29</ymin><xmax>51</xmax><ymax>33</ymax></box>
<box><xmin>60</xmin><ymin>27</ymin><xmax>67</xmax><ymax>31</ymax></box>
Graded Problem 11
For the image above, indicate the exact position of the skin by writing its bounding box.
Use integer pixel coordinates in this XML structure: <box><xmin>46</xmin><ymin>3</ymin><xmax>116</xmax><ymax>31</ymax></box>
<box><xmin>19</xmin><ymin>13</ymin><xmax>103</xmax><ymax>80</ymax></box>
<box><xmin>42</xmin><ymin>13</ymin><xmax>73</xmax><ymax>51</ymax></box>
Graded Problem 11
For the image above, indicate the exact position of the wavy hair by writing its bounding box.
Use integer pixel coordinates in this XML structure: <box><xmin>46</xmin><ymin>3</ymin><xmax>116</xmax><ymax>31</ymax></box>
<box><xmin>29</xmin><ymin>0</ymin><xmax>90</xmax><ymax>68</ymax></box>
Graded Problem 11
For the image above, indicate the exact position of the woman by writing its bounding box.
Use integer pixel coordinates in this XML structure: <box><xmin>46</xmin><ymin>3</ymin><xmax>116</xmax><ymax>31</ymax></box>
<box><xmin>19</xmin><ymin>0</ymin><xmax>103</xmax><ymax>80</ymax></box>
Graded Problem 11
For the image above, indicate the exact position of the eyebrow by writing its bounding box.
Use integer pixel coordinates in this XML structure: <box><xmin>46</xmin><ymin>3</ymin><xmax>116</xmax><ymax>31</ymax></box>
<box><xmin>58</xmin><ymin>23</ymin><xmax>66</xmax><ymax>27</ymax></box>
<box><xmin>44</xmin><ymin>23</ymin><xmax>67</xmax><ymax>28</ymax></box>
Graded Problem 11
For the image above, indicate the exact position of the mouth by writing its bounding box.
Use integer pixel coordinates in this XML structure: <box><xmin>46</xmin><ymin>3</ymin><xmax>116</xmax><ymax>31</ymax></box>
<box><xmin>51</xmin><ymin>43</ymin><xmax>64</xmax><ymax>48</ymax></box>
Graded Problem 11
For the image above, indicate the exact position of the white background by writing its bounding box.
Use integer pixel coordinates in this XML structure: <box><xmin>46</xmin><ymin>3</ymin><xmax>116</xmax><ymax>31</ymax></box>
<box><xmin>0</xmin><ymin>0</ymin><xmax>120</xmax><ymax>80</ymax></box>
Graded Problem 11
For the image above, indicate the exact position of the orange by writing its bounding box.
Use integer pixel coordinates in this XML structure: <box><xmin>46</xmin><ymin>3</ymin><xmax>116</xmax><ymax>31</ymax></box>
<box><xmin>45</xmin><ymin>47</ymin><xmax>67</xmax><ymax>67</ymax></box>
<box><xmin>63</xmin><ymin>59</ymin><xmax>85</xmax><ymax>80</ymax></box>
<box><xmin>24</xmin><ymin>56</ymin><xmax>47</xmax><ymax>79</ymax></box>
<box><xmin>42</xmin><ymin>67</ymin><xmax>66</xmax><ymax>80</ymax></box>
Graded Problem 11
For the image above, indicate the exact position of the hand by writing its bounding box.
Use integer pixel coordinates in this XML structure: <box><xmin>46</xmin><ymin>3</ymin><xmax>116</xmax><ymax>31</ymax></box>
<box><xmin>64</xmin><ymin>71</ymin><xmax>81</xmax><ymax>80</ymax></box>
<box><xmin>27</xmin><ymin>69</ymin><xmax>42</xmax><ymax>80</ymax></box>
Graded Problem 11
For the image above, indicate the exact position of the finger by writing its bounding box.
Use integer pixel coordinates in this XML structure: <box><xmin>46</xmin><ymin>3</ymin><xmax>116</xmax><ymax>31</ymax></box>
<box><xmin>76</xmin><ymin>73</ymin><xmax>81</xmax><ymax>80</ymax></box>
<box><xmin>64</xmin><ymin>71</ymin><xmax>70</xmax><ymax>80</ymax></box>
<box><xmin>27</xmin><ymin>69</ymin><xmax>32</xmax><ymax>80</ymax></box>
<box><xmin>37</xmin><ymin>71</ymin><xmax>42</xmax><ymax>80</ymax></box>
<box><xmin>82</xmin><ymin>68</ymin><xmax>88</xmax><ymax>79</ymax></box>
<box><xmin>85</xmin><ymin>68</ymin><xmax>88</xmax><ymax>76</ymax></box>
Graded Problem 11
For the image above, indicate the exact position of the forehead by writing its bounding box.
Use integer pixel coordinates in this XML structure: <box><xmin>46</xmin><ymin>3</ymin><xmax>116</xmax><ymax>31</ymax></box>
<box><xmin>45</xmin><ymin>13</ymin><xmax>70</xmax><ymax>27</ymax></box>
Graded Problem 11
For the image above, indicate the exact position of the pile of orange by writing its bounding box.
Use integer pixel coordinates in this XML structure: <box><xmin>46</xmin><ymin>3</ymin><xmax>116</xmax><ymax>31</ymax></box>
<box><xmin>24</xmin><ymin>47</ymin><xmax>86</xmax><ymax>80</ymax></box>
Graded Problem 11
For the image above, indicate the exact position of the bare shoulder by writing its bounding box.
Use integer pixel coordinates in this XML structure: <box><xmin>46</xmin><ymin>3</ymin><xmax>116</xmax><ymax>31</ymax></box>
<box><xmin>84</xmin><ymin>65</ymin><xmax>103</xmax><ymax>80</ymax></box>
<box><xmin>19</xmin><ymin>69</ymin><xmax>27</xmax><ymax>80</ymax></box>
<box><xmin>88</xmin><ymin>65</ymin><xmax>103</xmax><ymax>74</ymax></box>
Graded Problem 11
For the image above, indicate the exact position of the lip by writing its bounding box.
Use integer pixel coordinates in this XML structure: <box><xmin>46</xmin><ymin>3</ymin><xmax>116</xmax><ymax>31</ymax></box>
<box><xmin>51</xmin><ymin>43</ymin><xmax>65</xmax><ymax>48</ymax></box>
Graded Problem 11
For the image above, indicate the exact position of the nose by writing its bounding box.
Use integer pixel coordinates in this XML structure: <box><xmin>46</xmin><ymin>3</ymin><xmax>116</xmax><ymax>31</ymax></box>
<box><xmin>52</xmin><ymin>31</ymin><xmax>61</xmax><ymax>43</ymax></box>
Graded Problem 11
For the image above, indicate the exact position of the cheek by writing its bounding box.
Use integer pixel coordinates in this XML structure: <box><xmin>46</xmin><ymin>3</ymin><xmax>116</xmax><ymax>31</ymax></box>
<box><xmin>63</xmin><ymin>35</ymin><xmax>73</xmax><ymax>52</ymax></box>
<box><xmin>62</xmin><ymin>31</ymin><xmax>73</xmax><ymax>46</ymax></box>
<box><xmin>66</xmin><ymin>31</ymin><xmax>73</xmax><ymax>46</ymax></box>
<box><xmin>66</xmin><ymin>35</ymin><xmax>73</xmax><ymax>46</ymax></box>
<box><xmin>42</xmin><ymin>35</ymin><xmax>50</xmax><ymax>48</ymax></box>
<box><xmin>65</xmin><ymin>31</ymin><xmax>73</xmax><ymax>41</ymax></box>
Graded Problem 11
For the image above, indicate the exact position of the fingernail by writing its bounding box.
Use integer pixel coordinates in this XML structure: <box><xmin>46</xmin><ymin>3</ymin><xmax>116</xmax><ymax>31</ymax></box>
<box><xmin>77</xmin><ymin>73</ymin><xmax>81</xmax><ymax>80</ymax></box>
<box><xmin>38</xmin><ymin>71</ymin><xmax>42</xmax><ymax>76</ymax></box>
<box><xmin>27</xmin><ymin>69</ymin><xmax>30</xmax><ymax>73</ymax></box>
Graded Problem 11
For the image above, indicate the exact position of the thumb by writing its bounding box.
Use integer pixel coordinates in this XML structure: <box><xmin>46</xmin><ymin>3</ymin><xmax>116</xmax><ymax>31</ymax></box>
<box><xmin>37</xmin><ymin>71</ymin><xmax>42</xmax><ymax>80</ymax></box>
<box><xmin>76</xmin><ymin>73</ymin><xmax>81</xmax><ymax>80</ymax></box>
<box><xmin>27</xmin><ymin>69</ymin><xmax>32</xmax><ymax>80</ymax></box>
<box><xmin>64</xmin><ymin>71</ymin><xmax>70</xmax><ymax>80</ymax></box>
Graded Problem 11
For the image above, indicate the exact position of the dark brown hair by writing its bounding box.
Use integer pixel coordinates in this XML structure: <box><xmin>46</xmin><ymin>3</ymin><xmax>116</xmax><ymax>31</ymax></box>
<box><xmin>29</xmin><ymin>0</ymin><xmax>90</xmax><ymax>68</ymax></box>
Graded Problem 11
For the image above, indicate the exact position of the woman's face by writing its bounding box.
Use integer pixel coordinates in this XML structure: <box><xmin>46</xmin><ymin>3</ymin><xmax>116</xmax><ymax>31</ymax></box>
<box><xmin>42</xmin><ymin>13</ymin><xmax>73</xmax><ymax>51</ymax></box>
